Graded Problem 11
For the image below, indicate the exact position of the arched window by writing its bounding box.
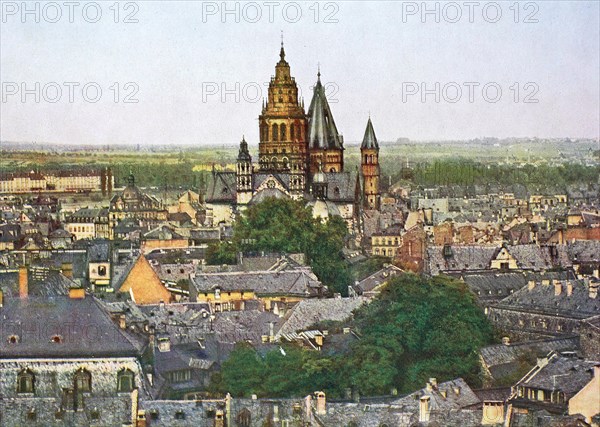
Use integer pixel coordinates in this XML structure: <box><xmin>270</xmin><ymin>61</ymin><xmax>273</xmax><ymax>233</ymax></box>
<box><xmin>17</xmin><ymin>369</ymin><xmax>35</xmax><ymax>393</ymax></box>
<box><xmin>280</xmin><ymin>124</ymin><xmax>287</xmax><ymax>141</ymax></box>
<box><xmin>117</xmin><ymin>369</ymin><xmax>135</xmax><ymax>392</ymax></box>
<box><xmin>260</xmin><ymin>124</ymin><xmax>267</xmax><ymax>141</ymax></box>
<box><xmin>272</xmin><ymin>124</ymin><xmax>278</xmax><ymax>142</ymax></box>
<box><xmin>290</xmin><ymin>124</ymin><xmax>295</xmax><ymax>140</ymax></box>
<box><xmin>98</xmin><ymin>265</ymin><xmax>106</xmax><ymax>276</ymax></box>
<box><xmin>74</xmin><ymin>368</ymin><xmax>92</xmax><ymax>392</ymax></box>
<box><xmin>236</xmin><ymin>408</ymin><xmax>251</xmax><ymax>427</ymax></box>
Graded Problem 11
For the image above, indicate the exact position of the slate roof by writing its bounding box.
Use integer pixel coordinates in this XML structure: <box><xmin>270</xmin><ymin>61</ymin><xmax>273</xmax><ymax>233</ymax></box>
<box><xmin>191</xmin><ymin>270</ymin><xmax>323</xmax><ymax>297</ymax></box>
<box><xmin>275</xmin><ymin>297</ymin><xmax>367</xmax><ymax>338</ymax></box>
<box><xmin>354</xmin><ymin>265</ymin><xmax>404</xmax><ymax>295</ymax></box>
<box><xmin>0</xmin><ymin>295</ymin><xmax>142</xmax><ymax>358</ymax></box>
<box><xmin>361</xmin><ymin>117</ymin><xmax>379</xmax><ymax>149</ymax></box>
<box><xmin>493</xmin><ymin>278</ymin><xmax>600</xmax><ymax>319</ymax></box>
<box><xmin>320</xmin><ymin>378</ymin><xmax>481</xmax><ymax>426</ymax></box>
<box><xmin>426</xmin><ymin>245</ymin><xmax>498</xmax><ymax>275</ymax></box>
<box><xmin>567</xmin><ymin>240</ymin><xmax>600</xmax><ymax>263</ymax></box>
<box><xmin>515</xmin><ymin>352</ymin><xmax>599</xmax><ymax>398</ymax></box>
<box><xmin>139</xmin><ymin>399</ymin><xmax>226</xmax><ymax>427</ymax></box>
<box><xmin>459</xmin><ymin>271</ymin><xmax>574</xmax><ymax>302</ymax></box>
<box><xmin>480</xmin><ymin>336</ymin><xmax>580</xmax><ymax>377</ymax></box>
<box><xmin>307</xmin><ymin>74</ymin><xmax>343</xmax><ymax>150</ymax></box>
<box><xmin>205</xmin><ymin>172</ymin><xmax>236</xmax><ymax>203</ymax></box>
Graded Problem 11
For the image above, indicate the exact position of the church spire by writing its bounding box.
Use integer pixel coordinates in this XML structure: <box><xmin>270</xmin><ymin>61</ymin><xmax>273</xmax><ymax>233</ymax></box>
<box><xmin>279</xmin><ymin>30</ymin><xmax>285</xmax><ymax>61</ymax></box>
<box><xmin>361</xmin><ymin>117</ymin><xmax>379</xmax><ymax>149</ymax></box>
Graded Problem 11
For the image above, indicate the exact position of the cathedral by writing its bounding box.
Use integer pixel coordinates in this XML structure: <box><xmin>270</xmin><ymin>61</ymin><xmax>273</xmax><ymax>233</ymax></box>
<box><xmin>206</xmin><ymin>42</ymin><xmax>381</xmax><ymax>227</ymax></box>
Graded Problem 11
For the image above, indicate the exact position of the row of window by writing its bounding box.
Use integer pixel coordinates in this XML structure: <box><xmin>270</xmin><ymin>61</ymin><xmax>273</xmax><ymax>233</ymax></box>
<box><xmin>16</xmin><ymin>368</ymin><xmax>135</xmax><ymax>394</ymax></box>
<box><xmin>260</xmin><ymin>123</ymin><xmax>303</xmax><ymax>142</ymax></box>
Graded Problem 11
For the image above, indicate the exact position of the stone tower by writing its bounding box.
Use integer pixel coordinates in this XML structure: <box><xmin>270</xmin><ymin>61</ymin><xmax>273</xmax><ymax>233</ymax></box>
<box><xmin>361</xmin><ymin>117</ymin><xmax>380</xmax><ymax>210</ymax></box>
<box><xmin>236</xmin><ymin>136</ymin><xmax>253</xmax><ymax>205</ymax></box>
<box><xmin>307</xmin><ymin>69</ymin><xmax>344</xmax><ymax>177</ymax></box>
<box><xmin>258</xmin><ymin>41</ymin><xmax>308</xmax><ymax>196</ymax></box>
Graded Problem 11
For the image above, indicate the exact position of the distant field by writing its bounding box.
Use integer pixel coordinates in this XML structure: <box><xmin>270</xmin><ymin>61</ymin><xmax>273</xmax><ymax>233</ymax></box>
<box><xmin>1</xmin><ymin>139</ymin><xmax>597</xmax><ymax>189</ymax></box>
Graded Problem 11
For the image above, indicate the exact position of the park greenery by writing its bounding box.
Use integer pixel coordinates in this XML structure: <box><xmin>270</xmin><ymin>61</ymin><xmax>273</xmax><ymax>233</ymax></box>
<box><xmin>210</xmin><ymin>273</ymin><xmax>495</xmax><ymax>398</ymax></box>
<box><xmin>206</xmin><ymin>197</ymin><xmax>352</xmax><ymax>295</ymax></box>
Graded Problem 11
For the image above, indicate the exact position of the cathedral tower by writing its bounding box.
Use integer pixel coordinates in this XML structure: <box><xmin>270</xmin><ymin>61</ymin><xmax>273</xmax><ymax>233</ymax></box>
<box><xmin>307</xmin><ymin>70</ymin><xmax>344</xmax><ymax>177</ymax></box>
<box><xmin>258</xmin><ymin>41</ymin><xmax>308</xmax><ymax>195</ymax></box>
<box><xmin>236</xmin><ymin>136</ymin><xmax>253</xmax><ymax>205</ymax></box>
<box><xmin>361</xmin><ymin>117</ymin><xmax>380</xmax><ymax>210</ymax></box>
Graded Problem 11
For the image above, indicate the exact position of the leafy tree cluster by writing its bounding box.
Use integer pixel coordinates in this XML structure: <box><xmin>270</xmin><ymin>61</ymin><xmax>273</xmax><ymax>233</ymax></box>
<box><xmin>398</xmin><ymin>159</ymin><xmax>598</xmax><ymax>188</ymax></box>
<box><xmin>206</xmin><ymin>198</ymin><xmax>352</xmax><ymax>295</ymax></box>
<box><xmin>213</xmin><ymin>273</ymin><xmax>495</xmax><ymax>398</ymax></box>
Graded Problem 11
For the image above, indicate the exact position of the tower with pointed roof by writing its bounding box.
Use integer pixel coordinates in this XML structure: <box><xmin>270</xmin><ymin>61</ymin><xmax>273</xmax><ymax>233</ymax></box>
<box><xmin>361</xmin><ymin>117</ymin><xmax>380</xmax><ymax>210</ymax></box>
<box><xmin>236</xmin><ymin>136</ymin><xmax>253</xmax><ymax>204</ymax></box>
<box><xmin>307</xmin><ymin>69</ymin><xmax>344</xmax><ymax>177</ymax></box>
<box><xmin>258</xmin><ymin>40</ymin><xmax>308</xmax><ymax>197</ymax></box>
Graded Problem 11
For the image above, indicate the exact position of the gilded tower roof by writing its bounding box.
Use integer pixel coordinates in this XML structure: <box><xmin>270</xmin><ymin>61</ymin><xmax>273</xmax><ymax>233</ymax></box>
<box><xmin>361</xmin><ymin>117</ymin><xmax>379</xmax><ymax>149</ymax></box>
<box><xmin>307</xmin><ymin>72</ymin><xmax>343</xmax><ymax>150</ymax></box>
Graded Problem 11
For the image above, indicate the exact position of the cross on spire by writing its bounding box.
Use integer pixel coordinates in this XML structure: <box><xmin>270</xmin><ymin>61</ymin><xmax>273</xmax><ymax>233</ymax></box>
<box><xmin>279</xmin><ymin>30</ymin><xmax>285</xmax><ymax>60</ymax></box>
<box><xmin>317</xmin><ymin>62</ymin><xmax>321</xmax><ymax>81</ymax></box>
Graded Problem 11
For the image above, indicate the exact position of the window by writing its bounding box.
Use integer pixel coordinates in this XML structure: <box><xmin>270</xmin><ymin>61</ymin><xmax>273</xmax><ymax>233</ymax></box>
<box><xmin>98</xmin><ymin>265</ymin><xmax>106</xmax><ymax>276</ymax></box>
<box><xmin>74</xmin><ymin>369</ymin><xmax>92</xmax><ymax>392</ymax></box>
<box><xmin>17</xmin><ymin>369</ymin><xmax>35</xmax><ymax>393</ymax></box>
<box><xmin>175</xmin><ymin>411</ymin><xmax>186</xmax><ymax>420</ymax></box>
<box><xmin>117</xmin><ymin>369</ymin><xmax>135</xmax><ymax>392</ymax></box>
<box><xmin>272</xmin><ymin>124</ymin><xmax>278</xmax><ymax>142</ymax></box>
<box><xmin>280</xmin><ymin>123</ymin><xmax>286</xmax><ymax>141</ymax></box>
<box><xmin>236</xmin><ymin>408</ymin><xmax>251</xmax><ymax>426</ymax></box>
<box><xmin>169</xmin><ymin>370</ymin><xmax>191</xmax><ymax>383</ymax></box>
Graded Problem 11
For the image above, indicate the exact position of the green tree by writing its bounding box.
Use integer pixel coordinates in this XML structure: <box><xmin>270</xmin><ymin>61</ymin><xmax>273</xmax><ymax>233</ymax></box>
<box><xmin>210</xmin><ymin>198</ymin><xmax>352</xmax><ymax>295</ymax></box>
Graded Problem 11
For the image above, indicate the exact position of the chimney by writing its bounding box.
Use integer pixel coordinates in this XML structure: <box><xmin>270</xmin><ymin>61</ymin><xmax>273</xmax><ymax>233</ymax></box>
<box><xmin>315</xmin><ymin>391</ymin><xmax>326</xmax><ymax>415</ymax></box>
<box><xmin>567</xmin><ymin>281</ymin><xmax>573</xmax><ymax>296</ymax></box>
<box><xmin>19</xmin><ymin>265</ymin><xmax>28</xmax><ymax>299</ymax></box>
<box><xmin>541</xmin><ymin>279</ymin><xmax>550</xmax><ymax>286</ymax></box>
<box><xmin>429</xmin><ymin>378</ymin><xmax>437</xmax><ymax>389</ymax></box>
<box><xmin>502</xmin><ymin>336</ymin><xmax>511</xmax><ymax>346</ymax></box>
<box><xmin>315</xmin><ymin>334</ymin><xmax>324</xmax><ymax>347</ymax></box>
<box><xmin>419</xmin><ymin>396</ymin><xmax>431</xmax><ymax>422</ymax></box>
<box><xmin>136</xmin><ymin>410</ymin><xmax>147</xmax><ymax>427</ymax></box>
<box><xmin>269</xmin><ymin>322</ymin><xmax>274</xmax><ymax>342</ymax></box>
<box><xmin>528</xmin><ymin>280</ymin><xmax>535</xmax><ymax>291</ymax></box>
<box><xmin>61</xmin><ymin>262</ymin><xmax>73</xmax><ymax>279</ymax></box>
<box><xmin>553</xmin><ymin>280</ymin><xmax>562</xmax><ymax>296</ymax></box>
<box><xmin>157</xmin><ymin>336</ymin><xmax>171</xmax><ymax>352</ymax></box>
<box><xmin>119</xmin><ymin>314</ymin><xmax>127</xmax><ymax>329</ymax></box>
<box><xmin>69</xmin><ymin>287</ymin><xmax>85</xmax><ymax>299</ymax></box>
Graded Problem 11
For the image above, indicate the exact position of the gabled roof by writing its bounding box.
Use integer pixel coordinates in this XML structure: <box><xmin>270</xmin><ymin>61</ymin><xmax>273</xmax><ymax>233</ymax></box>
<box><xmin>307</xmin><ymin>74</ymin><xmax>343</xmax><ymax>150</ymax></box>
<box><xmin>205</xmin><ymin>172</ymin><xmax>236</xmax><ymax>203</ymax></box>
<box><xmin>0</xmin><ymin>295</ymin><xmax>142</xmax><ymax>358</ymax></box>
<box><xmin>191</xmin><ymin>270</ymin><xmax>323</xmax><ymax>297</ymax></box>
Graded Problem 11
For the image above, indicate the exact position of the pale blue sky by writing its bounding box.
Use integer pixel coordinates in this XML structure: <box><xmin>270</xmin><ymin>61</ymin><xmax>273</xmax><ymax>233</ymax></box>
<box><xmin>1</xmin><ymin>1</ymin><xmax>599</xmax><ymax>145</ymax></box>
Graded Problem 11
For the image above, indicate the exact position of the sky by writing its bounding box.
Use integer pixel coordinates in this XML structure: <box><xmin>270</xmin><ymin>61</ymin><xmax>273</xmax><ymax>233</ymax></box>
<box><xmin>1</xmin><ymin>1</ymin><xmax>599</xmax><ymax>146</ymax></box>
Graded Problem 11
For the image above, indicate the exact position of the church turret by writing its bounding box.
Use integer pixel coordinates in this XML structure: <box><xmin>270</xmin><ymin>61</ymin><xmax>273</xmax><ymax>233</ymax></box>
<box><xmin>307</xmin><ymin>69</ymin><xmax>344</xmax><ymax>176</ymax></box>
<box><xmin>361</xmin><ymin>117</ymin><xmax>380</xmax><ymax>210</ymax></box>
<box><xmin>236</xmin><ymin>136</ymin><xmax>253</xmax><ymax>205</ymax></box>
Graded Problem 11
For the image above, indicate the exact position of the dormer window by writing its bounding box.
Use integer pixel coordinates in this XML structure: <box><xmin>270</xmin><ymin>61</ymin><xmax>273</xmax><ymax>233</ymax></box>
<box><xmin>8</xmin><ymin>334</ymin><xmax>19</xmax><ymax>344</ymax></box>
<box><xmin>51</xmin><ymin>335</ymin><xmax>63</xmax><ymax>344</ymax></box>
<box><xmin>117</xmin><ymin>369</ymin><xmax>135</xmax><ymax>392</ymax></box>
<box><xmin>74</xmin><ymin>368</ymin><xmax>92</xmax><ymax>392</ymax></box>
<box><xmin>17</xmin><ymin>369</ymin><xmax>35</xmax><ymax>394</ymax></box>
<box><xmin>214</xmin><ymin>288</ymin><xmax>221</xmax><ymax>299</ymax></box>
